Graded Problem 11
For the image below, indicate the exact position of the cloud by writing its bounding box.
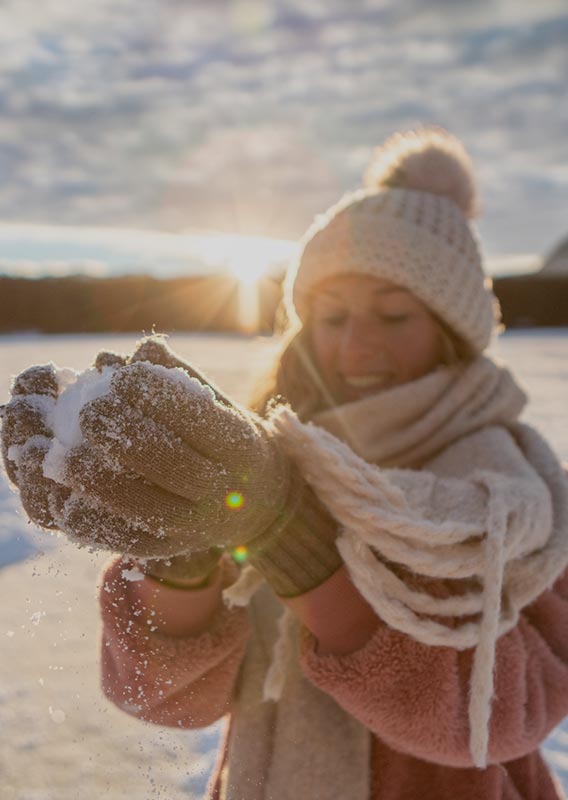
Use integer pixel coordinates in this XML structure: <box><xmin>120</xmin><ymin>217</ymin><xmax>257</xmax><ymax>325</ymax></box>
<box><xmin>0</xmin><ymin>0</ymin><xmax>566</xmax><ymax>259</ymax></box>
<box><xmin>0</xmin><ymin>222</ymin><xmax>297</xmax><ymax>279</ymax></box>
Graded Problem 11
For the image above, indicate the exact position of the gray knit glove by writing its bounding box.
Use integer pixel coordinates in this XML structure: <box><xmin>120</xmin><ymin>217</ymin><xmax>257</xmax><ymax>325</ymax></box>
<box><xmin>1</xmin><ymin>363</ymin><xmax>70</xmax><ymax>529</ymax></box>
<box><xmin>77</xmin><ymin>339</ymin><xmax>341</xmax><ymax>595</ymax></box>
<box><xmin>2</xmin><ymin>338</ymin><xmax>341</xmax><ymax>596</ymax></box>
<box><xmin>0</xmin><ymin>345</ymin><xmax>222</xmax><ymax>584</ymax></box>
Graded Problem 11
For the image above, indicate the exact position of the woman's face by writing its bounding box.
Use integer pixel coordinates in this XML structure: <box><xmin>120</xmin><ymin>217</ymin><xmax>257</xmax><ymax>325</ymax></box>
<box><xmin>309</xmin><ymin>274</ymin><xmax>446</xmax><ymax>404</ymax></box>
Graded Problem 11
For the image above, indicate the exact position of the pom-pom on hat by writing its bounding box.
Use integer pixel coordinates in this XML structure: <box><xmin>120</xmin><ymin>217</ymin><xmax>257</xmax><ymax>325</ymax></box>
<box><xmin>286</xmin><ymin>127</ymin><xmax>499</xmax><ymax>355</ymax></box>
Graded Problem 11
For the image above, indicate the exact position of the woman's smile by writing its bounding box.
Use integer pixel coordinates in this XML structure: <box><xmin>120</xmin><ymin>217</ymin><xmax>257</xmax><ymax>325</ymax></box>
<box><xmin>340</xmin><ymin>371</ymin><xmax>395</xmax><ymax>399</ymax></box>
<box><xmin>310</xmin><ymin>274</ymin><xmax>445</xmax><ymax>405</ymax></box>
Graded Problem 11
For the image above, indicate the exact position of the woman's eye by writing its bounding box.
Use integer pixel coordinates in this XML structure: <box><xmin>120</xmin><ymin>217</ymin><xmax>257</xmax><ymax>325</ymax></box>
<box><xmin>377</xmin><ymin>313</ymin><xmax>410</xmax><ymax>324</ymax></box>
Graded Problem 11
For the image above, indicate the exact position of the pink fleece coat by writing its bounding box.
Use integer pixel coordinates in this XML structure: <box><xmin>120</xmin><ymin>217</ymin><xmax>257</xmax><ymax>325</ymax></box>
<box><xmin>100</xmin><ymin>528</ymin><xmax>568</xmax><ymax>800</ymax></box>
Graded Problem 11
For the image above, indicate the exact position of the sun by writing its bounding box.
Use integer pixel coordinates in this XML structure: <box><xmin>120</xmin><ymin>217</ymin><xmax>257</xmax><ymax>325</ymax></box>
<box><xmin>177</xmin><ymin>231</ymin><xmax>296</xmax><ymax>331</ymax></box>
<box><xmin>228</xmin><ymin>256</ymin><xmax>268</xmax><ymax>287</ymax></box>
<box><xmin>222</xmin><ymin>235</ymin><xmax>289</xmax><ymax>286</ymax></box>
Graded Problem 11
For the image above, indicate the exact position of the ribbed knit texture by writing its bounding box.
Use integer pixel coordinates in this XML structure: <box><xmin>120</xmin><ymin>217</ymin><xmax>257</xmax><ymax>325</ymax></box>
<box><xmin>247</xmin><ymin>465</ymin><xmax>342</xmax><ymax>597</ymax></box>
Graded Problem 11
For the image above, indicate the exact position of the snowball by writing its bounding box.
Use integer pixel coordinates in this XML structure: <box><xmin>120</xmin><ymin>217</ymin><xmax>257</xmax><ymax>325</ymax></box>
<box><xmin>52</xmin><ymin>366</ymin><xmax>115</xmax><ymax>449</ymax></box>
<box><xmin>42</xmin><ymin>365</ymin><xmax>116</xmax><ymax>483</ymax></box>
<box><xmin>42</xmin><ymin>440</ymin><xmax>69</xmax><ymax>484</ymax></box>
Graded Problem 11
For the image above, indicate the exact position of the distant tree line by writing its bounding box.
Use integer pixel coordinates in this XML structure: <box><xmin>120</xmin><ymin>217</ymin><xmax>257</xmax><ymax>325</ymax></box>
<box><xmin>0</xmin><ymin>272</ymin><xmax>566</xmax><ymax>334</ymax></box>
<box><xmin>0</xmin><ymin>274</ymin><xmax>283</xmax><ymax>334</ymax></box>
<box><xmin>492</xmin><ymin>275</ymin><xmax>568</xmax><ymax>328</ymax></box>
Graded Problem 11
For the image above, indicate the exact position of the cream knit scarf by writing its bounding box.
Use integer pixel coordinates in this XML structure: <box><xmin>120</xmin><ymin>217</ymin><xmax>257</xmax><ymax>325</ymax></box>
<box><xmin>222</xmin><ymin>357</ymin><xmax>568</xmax><ymax>798</ymax></box>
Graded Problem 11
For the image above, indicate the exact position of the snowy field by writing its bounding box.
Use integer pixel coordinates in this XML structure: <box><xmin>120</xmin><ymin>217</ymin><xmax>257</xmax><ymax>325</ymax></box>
<box><xmin>0</xmin><ymin>330</ymin><xmax>567</xmax><ymax>800</ymax></box>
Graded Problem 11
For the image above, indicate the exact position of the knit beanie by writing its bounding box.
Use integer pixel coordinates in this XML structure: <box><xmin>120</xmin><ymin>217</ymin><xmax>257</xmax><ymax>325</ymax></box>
<box><xmin>286</xmin><ymin>128</ymin><xmax>499</xmax><ymax>354</ymax></box>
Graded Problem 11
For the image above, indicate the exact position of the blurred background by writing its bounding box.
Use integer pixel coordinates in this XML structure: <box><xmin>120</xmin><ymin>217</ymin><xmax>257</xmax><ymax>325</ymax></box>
<box><xmin>0</xmin><ymin>0</ymin><xmax>567</xmax><ymax>334</ymax></box>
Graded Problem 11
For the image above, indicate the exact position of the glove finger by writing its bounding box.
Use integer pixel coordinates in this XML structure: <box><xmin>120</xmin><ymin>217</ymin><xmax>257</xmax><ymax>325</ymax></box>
<box><xmin>63</xmin><ymin>444</ymin><xmax>224</xmax><ymax>547</ymax></box>
<box><xmin>11</xmin><ymin>364</ymin><xmax>59</xmax><ymax>398</ymax></box>
<box><xmin>79</xmin><ymin>396</ymin><xmax>224</xmax><ymax>501</ymax></box>
<box><xmin>93</xmin><ymin>351</ymin><xmax>128</xmax><ymax>371</ymax></box>
<box><xmin>56</xmin><ymin>493</ymin><xmax>176</xmax><ymax>557</ymax></box>
<box><xmin>130</xmin><ymin>337</ymin><xmax>233</xmax><ymax>407</ymax></box>
<box><xmin>107</xmin><ymin>363</ymin><xmax>254</xmax><ymax>462</ymax></box>
<box><xmin>2</xmin><ymin>396</ymin><xmax>54</xmax><ymax>445</ymax></box>
<box><xmin>1</xmin><ymin>396</ymin><xmax>55</xmax><ymax>485</ymax></box>
<box><xmin>18</xmin><ymin>439</ymin><xmax>70</xmax><ymax>529</ymax></box>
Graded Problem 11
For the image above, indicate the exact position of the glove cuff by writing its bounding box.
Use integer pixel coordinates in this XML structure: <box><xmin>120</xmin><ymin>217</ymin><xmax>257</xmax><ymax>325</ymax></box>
<box><xmin>247</xmin><ymin>466</ymin><xmax>342</xmax><ymax>597</ymax></box>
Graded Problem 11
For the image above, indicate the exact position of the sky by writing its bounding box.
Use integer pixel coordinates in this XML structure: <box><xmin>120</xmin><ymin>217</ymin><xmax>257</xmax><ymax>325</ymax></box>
<box><xmin>0</xmin><ymin>0</ymin><xmax>567</xmax><ymax>279</ymax></box>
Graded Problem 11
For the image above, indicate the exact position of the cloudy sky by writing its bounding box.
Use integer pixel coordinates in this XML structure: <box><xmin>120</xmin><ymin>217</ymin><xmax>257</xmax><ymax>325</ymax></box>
<box><xmin>0</xmin><ymin>0</ymin><xmax>567</xmax><ymax>277</ymax></box>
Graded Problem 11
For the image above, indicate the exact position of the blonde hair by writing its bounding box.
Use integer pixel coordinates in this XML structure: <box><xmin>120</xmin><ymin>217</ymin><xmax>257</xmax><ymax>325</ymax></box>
<box><xmin>249</xmin><ymin>313</ymin><xmax>475</xmax><ymax>419</ymax></box>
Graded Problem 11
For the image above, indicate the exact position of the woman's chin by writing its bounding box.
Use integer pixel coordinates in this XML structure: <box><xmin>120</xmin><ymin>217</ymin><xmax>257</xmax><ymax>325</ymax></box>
<box><xmin>336</xmin><ymin>381</ymin><xmax>397</xmax><ymax>404</ymax></box>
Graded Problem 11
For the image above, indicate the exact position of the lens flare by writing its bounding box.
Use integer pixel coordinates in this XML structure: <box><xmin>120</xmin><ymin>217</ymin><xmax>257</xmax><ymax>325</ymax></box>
<box><xmin>232</xmin><ymin>545</ymin><xmax>248</xmax><ymax>564</ymax></box>
<box><xmin>226</xmin><ymin>491</ymin><xmax>244</xmax><ymax>510</ymax></box>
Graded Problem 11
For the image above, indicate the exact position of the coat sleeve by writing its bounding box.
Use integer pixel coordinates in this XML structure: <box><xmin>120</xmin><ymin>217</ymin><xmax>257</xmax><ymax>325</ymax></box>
<box><xmin>99</xmin><ymin>556</ymin><xmax>251</xmax><ymax>729</ymax></box>
<box><xmin>294</xmin><ymin>465</ymin><xmax>568</xmax><ymax>768</ymax></box>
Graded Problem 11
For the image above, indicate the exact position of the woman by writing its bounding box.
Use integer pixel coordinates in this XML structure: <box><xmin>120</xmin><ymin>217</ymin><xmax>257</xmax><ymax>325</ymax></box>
<box><xmin>3</xmin><ymin>128</ymin><xmax>568</xmax><ymax>800</ymax></box>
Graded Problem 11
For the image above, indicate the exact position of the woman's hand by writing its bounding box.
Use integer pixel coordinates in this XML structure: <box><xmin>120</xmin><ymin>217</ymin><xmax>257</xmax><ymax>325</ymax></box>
<box><xmin>1</xmin><ymin>337</ymin><xmax>340</xmax><ymax>596</ymax></box>
<box><xmin>62</xmin><ymin>345</ymin><xmax>293</xmax><ymax>558</ymax></box>
<box><xmin>1</xmin><ymin>363</ymin><xmax>73</xmax><ymax>528</ymax></box>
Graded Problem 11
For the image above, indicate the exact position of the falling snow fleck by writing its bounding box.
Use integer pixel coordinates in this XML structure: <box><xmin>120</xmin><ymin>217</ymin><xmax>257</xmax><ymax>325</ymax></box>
<box><xmin>48</xmin><ymin>707</ymin><xmax>66</xmax><ymax>724</ymax></box>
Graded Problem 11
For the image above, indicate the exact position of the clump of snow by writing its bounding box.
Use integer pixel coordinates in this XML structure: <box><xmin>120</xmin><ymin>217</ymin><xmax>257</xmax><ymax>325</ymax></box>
<box><xmin>55</xmin><ymin>366</ymin><xmax>78</xmax><ymax>394</ymax></box>
<box><xmin>41</xmin><ymin>366</ymin><xmax>117</xmax><ymax>484</ymax></box>
<box><xmin>7</xmin><ymin>434</ymin><xmax>51</xmax><ymax>470</ymax></box>
<box><xmin>121</xmin><ymin>566</ymin><xmax>145</xmax><ymax>582</ymax></box>
<box><xmin>7</xmin><ymin>443</ymin><xmax>24</xmax><ymax>465</ymax></box>
<box><xmin>51</xmin><ymin>366</ymin><xmax>116</xmax><ymax>449</ymax></box>
<box><xmin>42</xmin><ymin>441</ymin><xmax>70</xmax><ymax>484</ymax></box>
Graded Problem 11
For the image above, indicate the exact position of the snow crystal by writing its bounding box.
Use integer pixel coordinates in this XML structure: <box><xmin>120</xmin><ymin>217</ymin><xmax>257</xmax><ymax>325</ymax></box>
<box><xmin>6</xmin><ymin>443</ymin><xmax>23</xmax><ymax>465</ymax></box>
<box><xmin>141</xmin><ymin>362</ymin><xmax>216</xmax><ymax>402</ymax></box>
<box><xmin>121</xmin><ymin>566</ymin><xmax>145</xmax><ymax>582</ymax></box>
<box><xmin>48</xmin><ymin>706</ymin><xmax>66</xmax><ymax>724</ymax></box>
<box><xmin>7</xmin><ymin>434</ymin><xmax>51</xmax><ymax>467</ymax></box>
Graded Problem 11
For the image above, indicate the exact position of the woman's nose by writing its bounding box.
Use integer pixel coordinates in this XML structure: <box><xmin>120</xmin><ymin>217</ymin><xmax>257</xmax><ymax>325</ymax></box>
<box><xmin>340</xmin><ymin>316</ymin><xmax>382</xmax><ymax>357</ymax></box>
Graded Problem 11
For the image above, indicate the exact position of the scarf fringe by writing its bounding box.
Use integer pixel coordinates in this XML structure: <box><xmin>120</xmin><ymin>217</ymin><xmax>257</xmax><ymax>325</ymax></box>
<box><xmin>223</xmin><ymin>564</ymin><xmax>265</xmax><ymax>607</ymax></box>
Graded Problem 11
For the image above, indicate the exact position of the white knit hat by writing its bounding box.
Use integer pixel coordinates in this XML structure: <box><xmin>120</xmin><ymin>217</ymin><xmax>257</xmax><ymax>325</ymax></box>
<box><xmin>286</xmin><ymin>128</ymin><xmax>500</xmax><ymax>355</ymax></box>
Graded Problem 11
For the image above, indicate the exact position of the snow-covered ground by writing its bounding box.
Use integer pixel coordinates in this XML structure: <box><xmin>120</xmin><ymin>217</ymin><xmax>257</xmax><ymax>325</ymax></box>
<box><xmin>0</xmin><ymin>330</ymin><xmax>567</xmax><ymax>800</ymax></box>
